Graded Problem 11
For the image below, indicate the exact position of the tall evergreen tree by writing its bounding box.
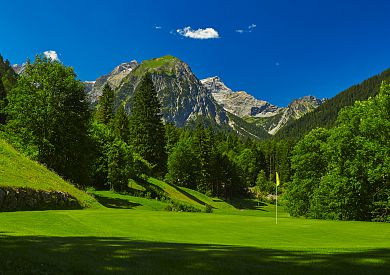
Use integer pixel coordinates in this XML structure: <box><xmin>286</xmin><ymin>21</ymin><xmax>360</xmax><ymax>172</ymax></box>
<box><xmin>6</xmin><ymin>56</ymin><xmax>91</xmax><ymax>184</ymax></box>
<box><xmin>95</xmin><ymin>84</ymin><xmax>114</xmax><ymax>125</ymax></box>
<box><xmin>0</xmin><ymin>55</ymin><xmax>18</xmax><ymax>124</ymax></box>
<box><xmin>193</xmin><ymin>125</ymin><xmax>214</xmax><ymax>194</ymax></box>
<box><xmin>112</xmin><ymin>106</ymin><xmax>130</xmax><ymax>142</ymax></box>
<box><xmin>0</xmin><ymin>79</ymin><xmax>5</xmax><ymax>124</ymax></box>
<box><xmin>128</xmin><ymin>74</ymin><xmax>166</xmax><ymax>177</ymax></box>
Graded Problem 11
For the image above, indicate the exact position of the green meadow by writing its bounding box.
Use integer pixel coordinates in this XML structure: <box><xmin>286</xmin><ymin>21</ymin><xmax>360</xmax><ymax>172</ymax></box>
<box><xmin>1</xmin><ymin>204</ymin><xmax>390</xmax><ymax>274</ymax></box>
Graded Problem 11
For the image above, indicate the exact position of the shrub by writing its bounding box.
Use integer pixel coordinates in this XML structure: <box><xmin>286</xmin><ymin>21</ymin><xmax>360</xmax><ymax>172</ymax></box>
<box><xmin>165</xmin><ymin>200</ymin><xmax>201</xmax><ymax>212</ymax></box>
<box><xmin>205</xmin><ymin>204</ymin><xmax>213</xmax><ymax>213</ymax></box>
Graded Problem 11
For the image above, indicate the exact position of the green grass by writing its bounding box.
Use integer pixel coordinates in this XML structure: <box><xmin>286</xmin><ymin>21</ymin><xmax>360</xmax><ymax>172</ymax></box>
<box><xmin>179</xmin><ymin>186</ymin><xmax>236</xmax><ymax>211</ymax></box>
<box><xmin>132</xmin><ymin>55</ymin><xmax>179</xmax><ymax>76</ymax></box>
<box><xmin>1</xmin><ymin>208</ymin><xmax>390</xmax><ymax>274</ymax></box>
<box><xmin>138</xmin><ymin>55</ymin><xmax>178</xmax><ymax>69</ymax></box>
<box><xmin>146</xmin><ymin>177</ymin><xmax>205</xmax><ymax>209</ymax></box>
<box><xmin>128</xmin><ymin>179</ymin><xmax>146</xmax><ymax>191</ymax></box>
<box><xmin>88</xmin><ymin>190</ymin><xmax>169</xmax><ymax>211</ymax></box>
<box><xmin>0</xmin><ymin>138</ymin><xmax>100</xmax><ymax>208</ymax></box>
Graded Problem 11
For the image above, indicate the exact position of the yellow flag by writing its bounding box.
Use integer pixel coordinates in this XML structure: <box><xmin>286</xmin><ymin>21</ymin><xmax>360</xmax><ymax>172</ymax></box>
<box><xmin>276</xmin><ymin>172</ymin><xmax>280</xmax><ymax>187</ymax></box>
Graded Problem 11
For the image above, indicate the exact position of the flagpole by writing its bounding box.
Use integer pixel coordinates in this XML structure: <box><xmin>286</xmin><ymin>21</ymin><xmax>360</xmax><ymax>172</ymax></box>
<box><xmin>275</xmin><ymin>172</ymin><xmax>280</xmax><ymax>225</ymax></box>
<box><xmin>276</xmin><ymin>183</ymin><xmax>278</xmax><ymax>224</ymax></box>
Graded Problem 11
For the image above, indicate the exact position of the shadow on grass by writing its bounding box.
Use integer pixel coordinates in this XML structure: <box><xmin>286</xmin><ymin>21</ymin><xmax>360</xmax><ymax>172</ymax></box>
<box><xmin>93</xmin><ymin>195</ymin><xmax>141</xmax><ymax>209</ymax></box>
<box><xmin>170</xmin><ymin>185</ymin><xmax>211</xmax><ymax>207</ymax></box>
<box><xmin>230</xmin><ymin>198</ymin><xmax>268</xmax><ymax>211</ymax></box>
<box><xmin>0</xmin><ymin>235</ymin><xmax>389</xmax><ymax>274</ymax></box>
<box><xmin>135</xmin><ymin>177</ymin><xmax>166</xmax><ymax>197</ymax></box>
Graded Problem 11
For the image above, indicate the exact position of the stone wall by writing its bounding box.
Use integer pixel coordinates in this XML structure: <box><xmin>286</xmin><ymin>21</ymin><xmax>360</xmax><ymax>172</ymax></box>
<box><xmin>0</xmin><ymin>187</ymin><xmax>81</xmax><ymax>212</ymax></box>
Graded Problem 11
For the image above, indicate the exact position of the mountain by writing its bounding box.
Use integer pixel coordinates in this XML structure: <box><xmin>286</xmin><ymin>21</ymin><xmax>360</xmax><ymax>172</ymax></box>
<box><xmin>275</xmin><ymin>67</ymin><xmax>390</xmax><ymax>139</ymax></box>
<box><xmin>12</xmin><ymin>64</ymin><xmax>25</xmax><ymax>75</ymax></box>
<box><xmin>86</xmin><ymin>60</ymin><xmax>138</xmax><ymax>104</ymax></box>
<box><xmin>86</xmin><ymin>55</ymin><xmax>270</xmax><ymax>139</ymax></box>
<box><xmin>201</xmin><ymin>77</ymin><xmax>280</xmax><ymax>117</ymax></box>
<box><xmin>267</xmin><ymin>96</ymin><xmax>324</xmax><ymax>134</ymax></box>
<box><xmin>201</xmin><ymin>76</ymin><xmax>324</xmax><ymax>134</ymax></box>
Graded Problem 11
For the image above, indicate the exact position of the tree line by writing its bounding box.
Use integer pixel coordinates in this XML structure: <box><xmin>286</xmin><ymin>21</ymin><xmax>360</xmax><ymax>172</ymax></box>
<box><xmin>285</xmin><ymin>83</ymin><xmax>390</xmax><ymax>221</ymax></box>
<box><xmin>276</xmin><ymin>67</ymin><xmax>390</xmax><ymax>140</ymax></box>
<box><xmin>0</xmin><ymin>56</ymin><xmax>292</xmax><ymax>200</ymax></box>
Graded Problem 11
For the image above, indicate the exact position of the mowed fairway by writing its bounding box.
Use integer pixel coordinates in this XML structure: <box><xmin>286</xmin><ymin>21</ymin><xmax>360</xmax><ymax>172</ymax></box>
<box><xmin>1</xmin><ymin>207</ymin><xmax>390</xmax><ymax>274</ymax></box>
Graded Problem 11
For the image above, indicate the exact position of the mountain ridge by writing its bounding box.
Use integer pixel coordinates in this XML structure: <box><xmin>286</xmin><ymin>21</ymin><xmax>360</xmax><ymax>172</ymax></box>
<box><xmin>275</xmin><ymin>67</ymin><xmax>390</xmax><ymax>139</ymax></box>
<box><xmin>85</xmin><ymin>55</ymin><xmax>270</xmax><ymax>139</ymax></box>
<box><xmin>201</xmin><ymin>76</ymin><xmax>324</xmax><ymax>134</ymax></box>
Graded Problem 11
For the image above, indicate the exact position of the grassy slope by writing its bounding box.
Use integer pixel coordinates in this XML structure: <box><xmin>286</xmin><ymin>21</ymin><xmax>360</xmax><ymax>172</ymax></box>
<box><xmin>132</xmin><ymin>55</ymin><xmax>178</xmax><ymax>76</ymax></box>
<box><xmin>0</xmin><ymin>138</ymin><xmax>100</xmax><ymax>208</ymax></box>
<box><xmin>88</xmin><ymin>177</ymin><xmax>238</xmax><ymax>213</ymax></box>
<box><xmin>146</xmin><ymin>177</ymin><xmax>205</xmax><ymax>209</ymax></box>
<box><xmin>179</xmin><ymin>186</ymin><xmax>236</xmax><ymax>211</ymax></box>
<box><xmin>1</xmin><ymin>208</ymin><xmax>390</xmax><ymax>274</ymax></box>
<box><xmin>89</xmin><ymin>190</ymin><xmax>168</xmax><ymax>211</ymax></box>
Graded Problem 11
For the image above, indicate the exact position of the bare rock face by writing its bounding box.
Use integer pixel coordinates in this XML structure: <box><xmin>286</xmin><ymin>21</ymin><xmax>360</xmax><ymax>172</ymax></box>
<box><xmin>201</xmin><ymin>76</ymin><xmax>324</xmax><ymax>135</ymax></box>
<box><xmin>268</xmin><ymin>96</ymin><xmax>325</xmax><ymax>135</ymax></box>
<box><xmin>85</xmin><ymin>60</ymin><xmax>138</xmax><ymax>105</ymax></box>
<box><xmin>12</xmin><ymin>64</ymin><xmax>26</xmax><ymax>75</ymax></box>
<box><xmin>201</xmin><ymin>77</ymin><xmax>280</xmax><ymax>118</ymax></box>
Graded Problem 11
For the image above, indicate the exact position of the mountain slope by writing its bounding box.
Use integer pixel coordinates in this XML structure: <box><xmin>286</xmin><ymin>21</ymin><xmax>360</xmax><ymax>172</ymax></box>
<box><xmin>117</xmin><ymin>56</ymin><xmax>228</xmax><ymax>127</ymax></box>
<box><xmin>86</xmin><ymin>60</ymin><xmax>138</xmax><ymax>104</ymax></box>
<box><xmin>201</xmin><ymin>76</ymin><xmax>324</xmax><ymax>134</ymax></box>
<box><xmin>201</xmin><ymin>76</ymin><xmax>280</xmax><ymax>117</ymax></box>
<box><xmin>275</xmin><ymin>67</ymin><xmax>390</xmax><ymax>139</ymax></box>
<box><xmin>89</xmin><ymin>55</ymin><xmax>270</xmax><ymax>139</ymax></box>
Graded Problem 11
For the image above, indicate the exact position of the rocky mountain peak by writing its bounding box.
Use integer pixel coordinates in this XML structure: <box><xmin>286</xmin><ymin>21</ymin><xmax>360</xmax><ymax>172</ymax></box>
<box><xmin>201</xmin><ymin>76</ymin><xmax>324</xmax><ymax>135</ymax></box>
<box><xmin>12</xmin><ymin>64</ymin><xmax>26</xmax><ymax>75</ymax></box>
<box><xmin>268</xmin><ymin>95</ymin><xmax>325</xmax><ymax>135</ymax></box>
<box><xmin>201</xmin><ymin>77</ymin><xmax>233</xmax><ymax>94</ymax></box>
<box><xmin>85</xmin><ymin>59</ymin><xmax>139</xmax><ymax>104</ymax></box>
<box><xmin>201</xmin><ymin>77</ymin><xmax>280</xmax><ymax>118</ymax></box>
<box><xmin>111</xmin><ymin>60</ymin><xmax>138</xmax><ymax>75</ymax></box>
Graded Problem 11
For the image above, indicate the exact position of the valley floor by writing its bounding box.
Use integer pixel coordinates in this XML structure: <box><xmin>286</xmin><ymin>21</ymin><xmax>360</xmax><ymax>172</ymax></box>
<box><xmin>1</xmin><ymin>206</ymin><xmax>390</xmax><ymax>274</ymax></box>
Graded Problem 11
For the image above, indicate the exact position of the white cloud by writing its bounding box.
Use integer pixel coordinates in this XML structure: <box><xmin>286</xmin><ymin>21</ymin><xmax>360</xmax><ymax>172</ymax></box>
<box><xmin>236</xmin><ymin>23</ymin><xmax>257</xmax><ymax>34</ymax></box>
<box><xmin>155</xmin><ymin>26</ymin><xmax>162</xmax><ymax>29</ymax></box>
<box><xmin>176</xmin><ymin>26</ymin><xmax>220</xmax><ymax>39</ymax></box>
<box><xmin>43</xmin><ymin>50</ymin><xmax>60</xmax><ymax>61</ymax></box>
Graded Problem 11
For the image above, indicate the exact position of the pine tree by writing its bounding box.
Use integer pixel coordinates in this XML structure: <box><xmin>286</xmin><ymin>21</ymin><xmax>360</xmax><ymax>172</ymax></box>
<box><xmin>193</xmin><ymin>124</ymin><xmax>214</xmax><ymax>194</ymax></box>
<box><xmin>96</xmin><ymin>84</ymin><xmax>114</xmax><ymax>125</ymax></box>
<box><xmin>128</xmin><ymin>74</ymin><xmax>166</xmax><ymax>177</ymax></box>
<box><xmin>0</xmin><ymin>55</ymin><xmax>18</xmax><ymax>124</ymax></box>
<box><xmin>0</xmin><ymin>79</ymin><xmax>6</xmax><ymax>124</ymax></box>
<box><xmin>112</xmin><ymin>106</ymin><xmax>130</xmax><ymax>142</ymax></box>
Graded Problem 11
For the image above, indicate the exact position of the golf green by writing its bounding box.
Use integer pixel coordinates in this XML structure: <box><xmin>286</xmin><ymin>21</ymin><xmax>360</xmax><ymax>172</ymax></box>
<box><xmin>1</xmin><ymin>208</ymin><xmax>389</xmax><ymax>274</ymax></box>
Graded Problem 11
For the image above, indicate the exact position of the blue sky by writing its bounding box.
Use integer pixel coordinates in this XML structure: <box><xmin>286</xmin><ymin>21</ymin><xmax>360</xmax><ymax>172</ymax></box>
<box><xmin>1</xmin><ymin>0</ymin><xmax>390</xmax><ymax>106</ymax></box>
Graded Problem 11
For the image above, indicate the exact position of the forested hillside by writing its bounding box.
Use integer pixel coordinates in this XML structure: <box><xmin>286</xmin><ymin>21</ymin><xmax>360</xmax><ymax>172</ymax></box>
<box><xmin>285</xmin><ymin>83</ymin><xmax>390</xmax><ymax>221</ymax></box>
<box><xmin>276</xmin><ymin>67</ymin><xmax>390</xmax><ymax>139</ymax></box>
